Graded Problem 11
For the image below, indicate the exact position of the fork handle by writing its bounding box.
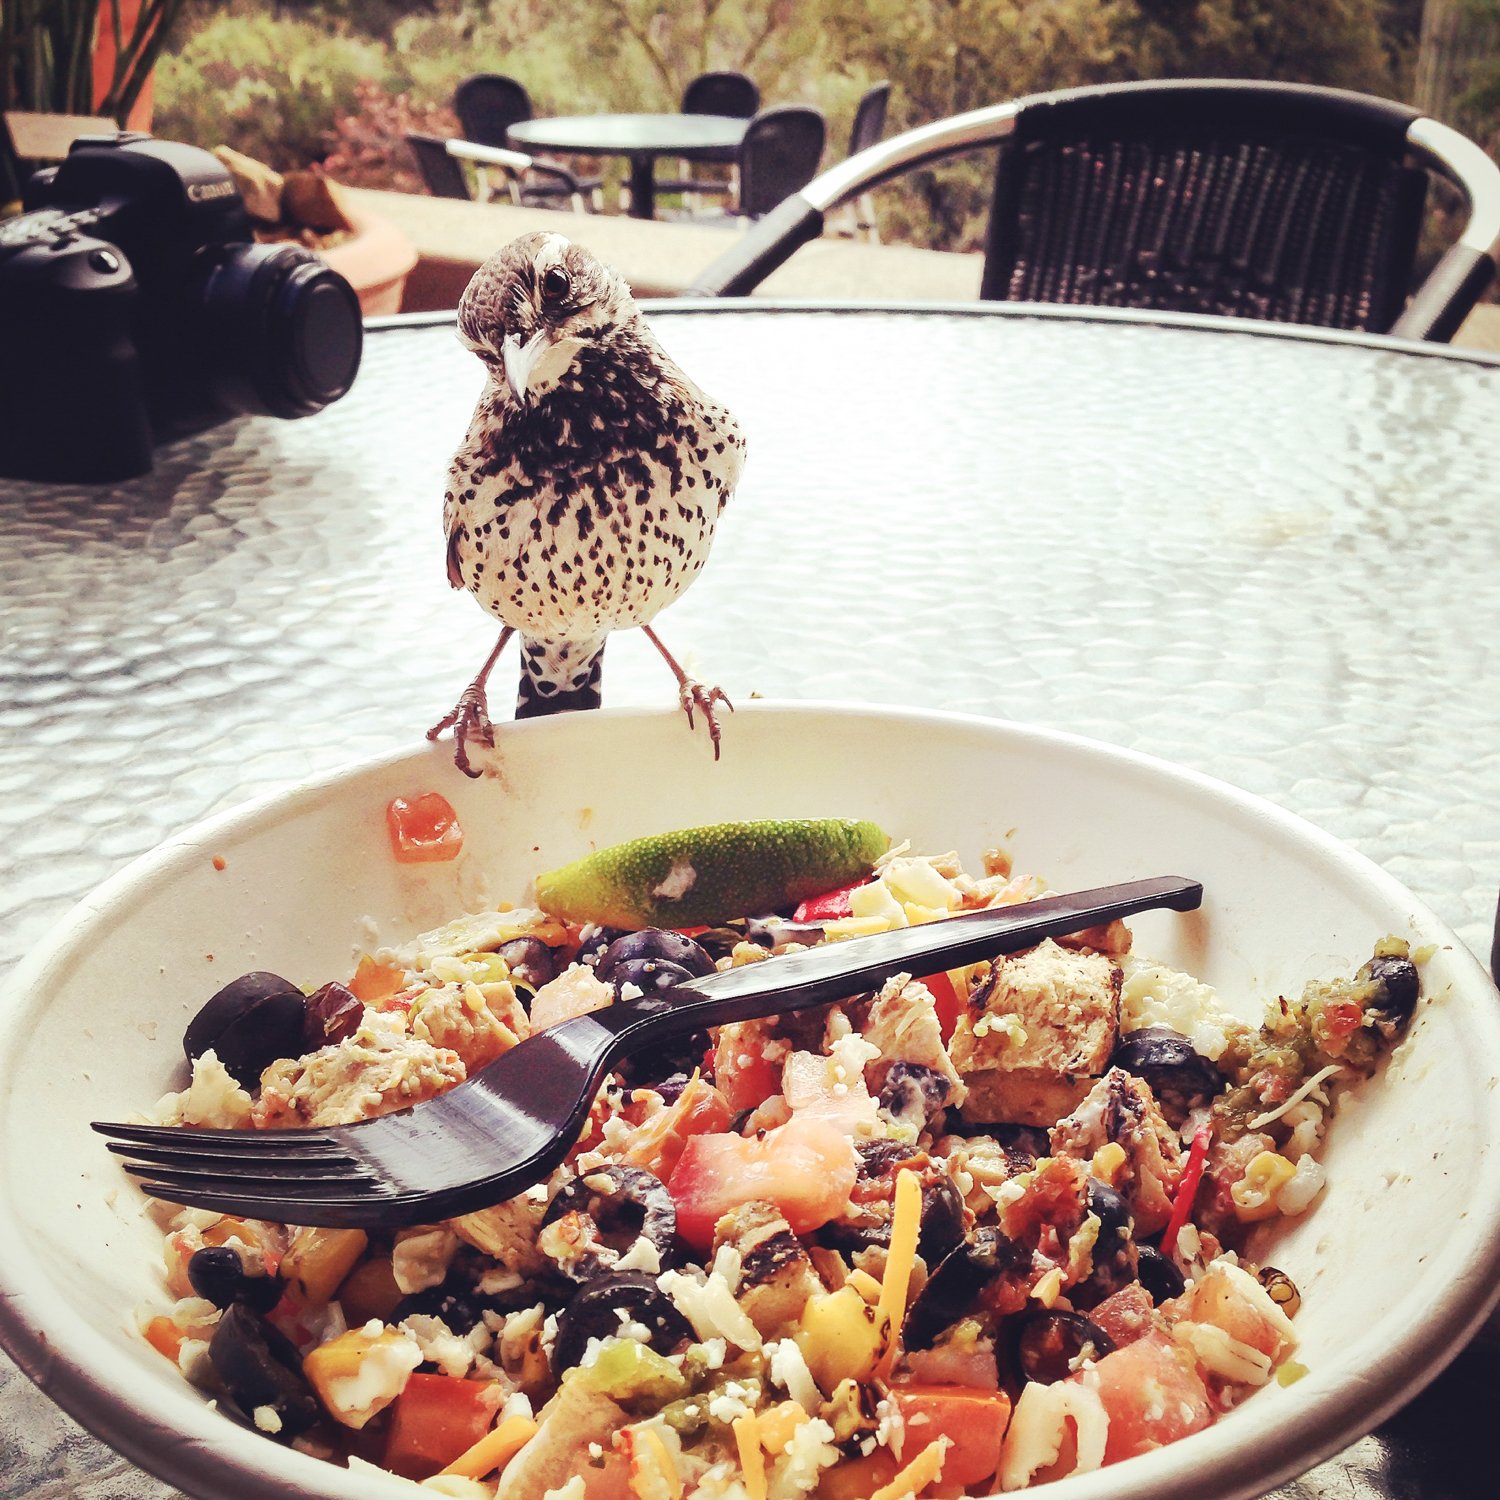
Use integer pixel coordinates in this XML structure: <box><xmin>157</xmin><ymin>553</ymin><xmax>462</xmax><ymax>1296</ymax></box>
<box><xmin>591</xmin><ymin>875</ymin><xmax>1202</xmax><ymax>1056</ymax></box>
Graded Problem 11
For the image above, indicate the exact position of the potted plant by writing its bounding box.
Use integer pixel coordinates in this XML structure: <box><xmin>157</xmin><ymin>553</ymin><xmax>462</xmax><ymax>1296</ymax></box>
<box><xmin>0</xmin><ymin>0</ymin><xmax>183</xmax><ymax>120</ymax></box>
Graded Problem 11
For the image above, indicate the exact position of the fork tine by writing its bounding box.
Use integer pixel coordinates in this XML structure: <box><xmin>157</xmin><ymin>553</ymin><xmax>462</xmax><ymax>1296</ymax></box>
<box><xmin>105</xmin><ymin>1139</ymin><xmax>360</xmax><ymax>1173</ymax></box>
<box><xmin>133</xmin><ymin>1182</ymin><xmax>393</xmax><ymax>1223</ymax></box>
<box><xmin>127</xmin><ymin>1163</ymin><xmax>380</xmax><ymax>1196</ymax></box>
<box><xmin>92</xmin><ymin>1121</ymin><xmax>345</xmax><ymax>1156</ymax></box>
<box><xmin>111</xmin><ymin>1154</ymin><xmax>372</xmax><ymax>1188</ymax></box>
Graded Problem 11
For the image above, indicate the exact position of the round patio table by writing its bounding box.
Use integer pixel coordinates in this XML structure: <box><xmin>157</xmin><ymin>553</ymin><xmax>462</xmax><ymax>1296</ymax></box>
<box><xmin>1</xmin><ymin>301</ymin><xmax>1498</xmax><ymax>1499</ymax></box>
<box><xmin>507</xmin><ymin>112</ymin><xmax>747</xmax><ymax>219</ymax></box>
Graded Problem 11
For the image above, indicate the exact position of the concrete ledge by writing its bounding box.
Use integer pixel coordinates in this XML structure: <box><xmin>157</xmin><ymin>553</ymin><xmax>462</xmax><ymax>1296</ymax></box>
<box><xmin>343</xmin><ymin>187</ymin><xmax>982</xmax><ymax>309</ymax></box>
<box><xmin>347</xmin><ymin>186</ymin><xmax>1500</xmax><ymax>353</ymax></box>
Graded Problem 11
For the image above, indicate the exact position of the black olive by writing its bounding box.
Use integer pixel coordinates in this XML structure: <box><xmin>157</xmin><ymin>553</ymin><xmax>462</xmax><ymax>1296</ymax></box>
<box><xmin>551</xmin><ymin>1271</ymin><xmax>694</xmax><ymax>1374</ymax></box>
<box><xmin>1012</xmin><ymin>1310</ymin><xmax>1116</xmax><ymax>1384</ymax></box>
<box><xmin>903</xmin><ymin>1228</ymin><xmax>1030</xmax><ymax>1349</ymax></box>
<box><xmin>540</xmin><ymin>1164</ymin><xmax>678</xmax><ymax>1280</ymax></box>
<box><xmin>303</xmin><ymin>982</ymin><xmax>362</xmax><ymax>1049</ymax></box>
<box><xmin>187</xmin><ymin>1245</ymin><xmax>284</xmax><ymax>1315</ymax></box>
<box><xmin>1358</xmin><ymin>953</ymin><xmax>1420</xmax><ymax>1031</ymax></box>
<box><xmin>1073</xmin><ymin>1179</ymin><xmax>1137</xmax><ymax>1308</ymax></box>
<box><xmin>498</xmin><ymin>936</ymin><xmax>557</xmax><ymax>995</ymax></box>
<box><xmin>207</xmin><ymin>1303</ymin><xmax>320</xmax><ymax>1439</ymax></box>
<box><xmin>878</xmin><ymin>1062</ymin><xmax>952</xmax><ymax>1128</ymax></box>
<box><xmin>1110</xmin><ymin>1027</ymin><xmax>1225</xmax><ymax>1115</ymax></box>
<box><xmin>595</xmin><ymin>929</ymin><xmax>715</xmax><ymax>1000</ymax></box>
<box><xmin>1135</xmin><ymin>1243</ymin><xmax>1186</xmax><ymax>1303</ymax></box>
<box><xmin>183</xmin><ymin>971</ymin><xmax>308</xmax><ymax>1089</ymax></box>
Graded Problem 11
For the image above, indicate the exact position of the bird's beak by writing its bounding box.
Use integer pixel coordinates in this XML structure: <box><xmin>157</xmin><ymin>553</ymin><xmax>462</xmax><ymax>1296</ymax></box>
<box><xmin>502</xmin><ymin>328</ymin><xmax>583</xmax><ymax>405</ymax></box>
<box><xmin>502</xmin><ymin>330</ymin><xmax>547</xmax><ymax>405</ymax></box>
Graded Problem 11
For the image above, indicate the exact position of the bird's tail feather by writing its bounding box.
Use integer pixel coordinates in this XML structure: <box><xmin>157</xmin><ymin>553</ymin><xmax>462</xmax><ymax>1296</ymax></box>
<box><xmin>515</xmin><ymin>636</ymin><xmax>606</xmax><ymax>719</ymax></box>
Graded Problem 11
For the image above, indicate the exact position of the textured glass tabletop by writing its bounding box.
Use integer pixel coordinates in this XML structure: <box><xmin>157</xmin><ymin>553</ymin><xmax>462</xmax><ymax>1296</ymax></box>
<box><xmin>2</xmin><ymin>303</ymin><xmax>1498</xmax><ymax>1497</ymax></box>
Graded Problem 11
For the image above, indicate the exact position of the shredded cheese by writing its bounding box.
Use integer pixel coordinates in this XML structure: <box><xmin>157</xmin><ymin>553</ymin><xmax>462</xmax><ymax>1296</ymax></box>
<box><xmin>1248</xmin><ymin>1063</ymin><xmax>1344</xmax><ymax>1130</ymax></box>
<box><xmin>868</xmin><ymin>1436</ymin><xmax>949</xmax><ymax>1500</ymax></box>
<box><xmin>641</xmin><ymin>1427</ymin><xmax>684</xmax><ymax>1500</ymax></box>
<box><xmin>439</xmin><ymin>1413</ymin><xmax>538</xmax><ymax>1479</ymax></box>
<box><xmin>733</xmin><ymin>1412</ymin><xmax>767</xmax><ymax>1500</ymax></box>
<box><xmin>875</xmin><ymin>1168</ymin><xmax>922</xmax><ymax>1382</ymax></box>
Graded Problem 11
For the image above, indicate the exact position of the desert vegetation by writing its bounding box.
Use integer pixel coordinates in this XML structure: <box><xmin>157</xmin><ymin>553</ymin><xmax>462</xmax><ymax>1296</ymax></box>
<box><xmin>140</xmin><ymin>0</ymin><xmax>1498</xmax><ymax>250</ymax></box>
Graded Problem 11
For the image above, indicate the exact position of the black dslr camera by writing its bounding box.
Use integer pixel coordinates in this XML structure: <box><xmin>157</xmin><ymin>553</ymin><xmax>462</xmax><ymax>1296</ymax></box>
<box><xmin>0</xmin><ymin>133</ymin><xmax>364</xmax><ymax>483</ymax></box>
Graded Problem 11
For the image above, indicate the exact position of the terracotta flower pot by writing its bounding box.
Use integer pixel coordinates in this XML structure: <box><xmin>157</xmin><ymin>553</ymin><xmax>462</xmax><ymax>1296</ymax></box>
<box><xmin>317</xmin><ymin>210</ymin><xmax>418</xmax><ymax>318</ymax></box>
<box><xmin>93</xmin><ymin>0</ymin><xmax>155</xmax><ymax>132</ymax></box>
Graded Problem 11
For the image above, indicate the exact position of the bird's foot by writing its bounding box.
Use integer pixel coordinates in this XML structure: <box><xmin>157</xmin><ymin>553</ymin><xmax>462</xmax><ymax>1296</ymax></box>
<box><xmin>678</xmin><ymin>680</ymin><xmax>734</xmax><ymax>761</ymax></box>
<box><xmin>427</xmin><ymin>684</ymin><xmax>497</xmax><ymax>780</ymax></box>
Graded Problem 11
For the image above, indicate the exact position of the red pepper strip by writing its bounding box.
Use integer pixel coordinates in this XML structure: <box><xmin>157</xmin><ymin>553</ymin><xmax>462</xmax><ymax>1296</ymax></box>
<box><xmin>1160</xmin><ymin>1119</ymin><xmax>1213</xmax><ymax>1259</ymax></box>
<box><xmin>793</xmin><ymin>879</ymin><xmax>870</xmax><ymax>923</ymax></box>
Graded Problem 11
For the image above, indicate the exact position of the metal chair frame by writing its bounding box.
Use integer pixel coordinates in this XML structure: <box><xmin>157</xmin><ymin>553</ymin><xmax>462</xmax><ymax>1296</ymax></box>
<box><xmin>406</xmin><ymin>133</ymin><xmax>597</xmax><ymax>214</ymax></box>
<box><xmin>450</xmin><ymin>74</ymin><xmax>603</xmax><ymax>208</ymax></box>
<box><xmin>690</xmin><ymin>79</ymin><xmax>1500</xmax><ymax>342</ymax></box>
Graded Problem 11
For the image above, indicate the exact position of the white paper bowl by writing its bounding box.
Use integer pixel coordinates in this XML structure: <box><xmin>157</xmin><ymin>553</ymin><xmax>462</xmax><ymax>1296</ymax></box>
<box><xmin>2</xmin><ymin>702</ymin><xmax>1498</xmax><ymax>1500</ymax></box>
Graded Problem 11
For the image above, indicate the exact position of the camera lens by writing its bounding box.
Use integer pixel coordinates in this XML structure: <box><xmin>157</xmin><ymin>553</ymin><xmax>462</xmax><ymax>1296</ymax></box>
<box><xmin>199</xmin><ymin>242</ymin><xmax>363</xmax><ymax>418</ymax></box>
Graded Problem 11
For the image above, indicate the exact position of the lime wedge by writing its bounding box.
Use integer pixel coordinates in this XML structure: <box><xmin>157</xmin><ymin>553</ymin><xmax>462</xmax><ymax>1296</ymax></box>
<box><xmin>535</xmin><ymin>818</ymin><xmax>891</xmax><ymax>929</ymax></box>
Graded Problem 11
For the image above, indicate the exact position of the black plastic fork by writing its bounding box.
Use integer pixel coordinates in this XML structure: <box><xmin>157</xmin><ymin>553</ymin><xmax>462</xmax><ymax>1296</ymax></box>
<box><xmin>93</xmin><ymin>875</ymin><xmax>1202</xmax><ymax>1227</ymax></box>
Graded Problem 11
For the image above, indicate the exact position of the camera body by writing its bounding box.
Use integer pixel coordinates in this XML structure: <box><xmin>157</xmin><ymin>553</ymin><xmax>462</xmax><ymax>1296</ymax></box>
<box><xmin>0</xmin><ymin>134</ymin><xmax>364</xmax><ymax>483</ymax></box>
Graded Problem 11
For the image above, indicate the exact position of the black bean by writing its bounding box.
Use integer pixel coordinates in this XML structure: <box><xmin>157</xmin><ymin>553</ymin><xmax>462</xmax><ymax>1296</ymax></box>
<box><xmin>1012</xmin><ymin>1310</ymin><xmax>1116</xmax><ymax>1384</ymax></box>
<box><xmin>878</xmin><ymin>1062</ymin><xmax>952</xmax><ymax>1128</ymax></box>
<box><xmin>1073</xmin><ymin>1179</ymin><xmax>1137</xmax><ymax>1307</ymax></box>
<box><xmin>498</xmin><ymin>936</ymin><xmax>557</xmax><ymax>995</ymax></box>
<box><xmin>1358</xmin><ymin>953</ymin><xmax>1420</xmax><ymax>1031</ymax></box>
<box><xmin>904</xmin><ymin>1228</ymin><xmax>1030</xmax><ymax>1350</ymax></box>
<box><xmin>1135</xmin><ymin>1243</ymin><xmax>1186</xmax><ymax>1303</ymax></box>
<box><xmin>187</xmin><ymin>1245</ymin><xmax>283</xmax><ymax>1314</ymax></box>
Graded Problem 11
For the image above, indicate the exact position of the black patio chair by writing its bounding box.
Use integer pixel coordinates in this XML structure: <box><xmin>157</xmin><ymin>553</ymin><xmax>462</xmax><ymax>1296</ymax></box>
<box><xmin>840</xmin><ymin>80</ymin><xmax>890</xmax><ymax>241</ymax></box>
<box><xmin>406</xmin><ymin>131</ymin><xmax>472</xmax><ymax>200</ymax></box>
<box><xmin>736</xmin><ymin>105</ymin><xmax>827</xmax><ymax>220</ymax></box>
<box><xmin>405</xmin><ymin>133</ymin><xmax>596</xmax><ymax>213</ymax></box>
<box><xmin>690</xmin><ymin>79</ymin><xmax>1500</xmax><ymax>342</ymax></box>
<box><xmin>451</xmin><ymin>73</ymin><xmax>602</xmax><ymax>208</ymax></box>
<box><xmin>657</xmin><ymin>69</ymin><xmax>763</xmax><ymax>205</ymax></box>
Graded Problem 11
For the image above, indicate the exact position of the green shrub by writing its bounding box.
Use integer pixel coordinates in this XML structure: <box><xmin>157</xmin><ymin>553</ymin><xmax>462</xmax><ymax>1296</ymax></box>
<box><xmin>153</xmin><ymin>6</ymin><xmax>394</xmax><ymax>167</ymax></box>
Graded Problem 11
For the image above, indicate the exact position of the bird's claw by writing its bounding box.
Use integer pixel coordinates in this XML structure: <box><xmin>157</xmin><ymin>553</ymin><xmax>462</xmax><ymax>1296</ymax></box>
<box><xmin>679</xmin><ymin>681</ymin><xmax>733</xmax><ymax>761</ymax></box>
<box><xmin>427</xmin><ymin>685</ymin><xmax>496</xmax><ymax>779</ymax></box>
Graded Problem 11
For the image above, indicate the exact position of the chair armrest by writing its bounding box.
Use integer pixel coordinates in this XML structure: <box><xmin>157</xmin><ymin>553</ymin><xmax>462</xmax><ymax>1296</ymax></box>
<box><xmin>687</xmin><ymin>102</ymin><xmax>1021</xmax><ymax>295</ymax></box>
<box><xmin>1392</xmin><ymin>117</ymin><xmax>1500</xmax><ymax>341</ymax></box>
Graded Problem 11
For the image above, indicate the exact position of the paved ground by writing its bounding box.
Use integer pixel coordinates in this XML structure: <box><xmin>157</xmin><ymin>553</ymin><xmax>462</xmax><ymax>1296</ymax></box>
<box><xmin>350</xmin><ymin>187</ymin><xmax>1500</xmax><ymax>352</ymax></box>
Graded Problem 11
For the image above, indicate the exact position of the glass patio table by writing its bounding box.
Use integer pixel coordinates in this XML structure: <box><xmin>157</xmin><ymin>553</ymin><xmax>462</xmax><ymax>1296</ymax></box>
<box><xmin>2</xmin><ymin>300</ymin><xmax>1498</xmax><ymax>1498</ymax></box>
<box><xmin>507</xmin><ymin>113</ymin><xmax>747</xmax><ymax>218</ymax></box>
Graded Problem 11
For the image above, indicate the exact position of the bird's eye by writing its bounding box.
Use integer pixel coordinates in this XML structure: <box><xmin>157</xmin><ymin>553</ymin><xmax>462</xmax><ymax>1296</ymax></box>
<box><xmin>540</xmin><ymin>266</ymin><xmax>571</xmax><ymax>305</ymax></box>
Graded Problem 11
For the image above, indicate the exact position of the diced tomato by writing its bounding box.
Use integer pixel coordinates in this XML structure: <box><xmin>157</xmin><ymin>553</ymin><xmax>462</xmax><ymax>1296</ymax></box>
<box><xmin>1087</xmin><ymin>1283</ymin><xmax>1156</xmax><ymax>1349</ymax></box>
<box><xmin>793</xmin><ymin>879</ymin><xmax>869</xmax><ymax>923</ymax></box>
<box><xmin>386</xmin><ymin>791</ymin><xmax>464</xmax><ymax>864</ymax></box>
<box><xmin>1320</xmin><ymin>998</ymin><xmax>1365</xmax><ymax>1045</ymax></box>
<box><xmin>889</xmin><ymin>1384</ymin><xmax>1011</xmax><ymax>1496</ymax></box>
<box><xmin>383</xmin><ymin>1373</ymin><xmax>502</xmax><ymax>1480</ymax></box>
<box><xmin>619</xmin><ymin>1075</ymin><xmax>734</xmax><ymax>1181</ymax></box>
<box><xmin>668</xmin><ymin>1114</ymin><xmax>858</xmax><ymax>1249</ymax></box>
<box><xmin>1086</xmin><ymin>1333</ymin><xmax>1212</xmax><ymax>1465</ymax></box>
<box><xmin>920</xmin><ymin>970</ymin><xmax>964</xmax><ymax>1043</ymax></box>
